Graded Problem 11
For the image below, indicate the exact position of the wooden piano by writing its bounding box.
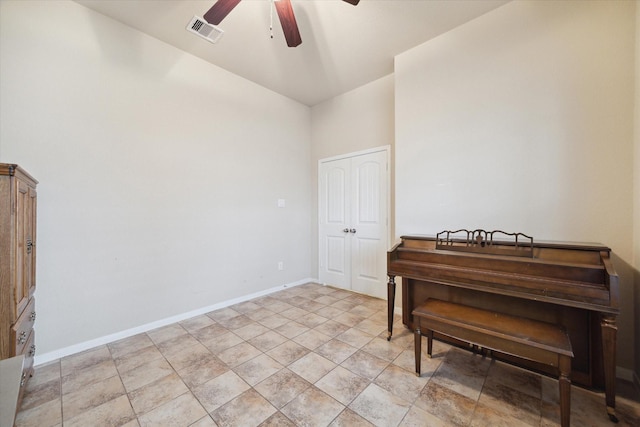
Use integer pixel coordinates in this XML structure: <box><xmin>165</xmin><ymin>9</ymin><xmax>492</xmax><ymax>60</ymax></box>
<box><xmin>386</xmin><ymin>229</ymin><xmax>620</xmax><ymax>422</ymax></box>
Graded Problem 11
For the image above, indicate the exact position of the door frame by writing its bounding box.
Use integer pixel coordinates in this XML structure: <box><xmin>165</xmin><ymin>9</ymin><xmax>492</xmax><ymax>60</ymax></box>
<box><xmin>317</xmin><ymin>145</ymin><xmax>391</xmax><ymax>297</ymax></box>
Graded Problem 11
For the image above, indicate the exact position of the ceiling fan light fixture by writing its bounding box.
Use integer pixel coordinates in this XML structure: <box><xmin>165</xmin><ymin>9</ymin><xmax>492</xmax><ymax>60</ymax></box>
<box><xmin>186</xmin><ymin>16</ymin><xmax>224</xmax><ymax>44</ymax></box>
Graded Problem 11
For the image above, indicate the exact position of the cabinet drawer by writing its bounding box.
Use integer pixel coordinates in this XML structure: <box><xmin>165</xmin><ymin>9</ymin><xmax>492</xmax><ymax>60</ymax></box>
<box><xmin>21</xmin><ymin>331</ymin><xmax>35</xmax><ymax>382</ymax></box>
<box><xmin>11</xmin><ymin>298</ymin><xmax>35</xmax><ymax>355</ymax></box>
<box><xmin>17</xmin><ymin>331</ymin><xmax>35</xmax><ymax>409</ymax></box>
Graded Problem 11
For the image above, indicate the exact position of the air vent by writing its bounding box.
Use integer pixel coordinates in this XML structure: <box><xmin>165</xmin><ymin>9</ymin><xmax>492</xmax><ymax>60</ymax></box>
<box><xmin>186</xmin><ymin>16</ymin><xmax>224</xmax><ymax>44</ymax></box>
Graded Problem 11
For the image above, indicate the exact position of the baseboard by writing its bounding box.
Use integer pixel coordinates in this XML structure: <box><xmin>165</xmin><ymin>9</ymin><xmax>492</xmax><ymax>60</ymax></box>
<box><xmin>34</xmin><ymin>278</ymin><xmax>312</xmax><ymax>366</ymax></box>
<box><xmin>617</xmin><ymin>366</ymin><xmax>635</xmax><ymax>383</ymax></box>
<box><xmin>618</xmin><ymin>367</ymin><xmax>640</xmax><ymax>398</ymax></box>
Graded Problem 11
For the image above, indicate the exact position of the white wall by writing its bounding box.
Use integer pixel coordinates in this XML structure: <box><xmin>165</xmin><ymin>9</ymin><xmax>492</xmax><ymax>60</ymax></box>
<box><xmin>0</xmin><ymin>1</ymin><xmax>312</xmax><ymax>357</ymax></box>
<box><xmin>634</xmin><ymin>0</ymin><xmax>640</xmax><ymax>388</ymax></box>
<box><xmin>395</xmin><ymin>0</ymin><xmax>636</xmax><ymax>371</ymax></box>
<box><xmin>310</xmin><ymin>75</ymin><xmax>395</xmax><ymax>279</ymax></box>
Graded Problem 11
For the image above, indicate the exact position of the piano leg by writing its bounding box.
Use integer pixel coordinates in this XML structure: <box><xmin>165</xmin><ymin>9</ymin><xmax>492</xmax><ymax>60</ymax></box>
<box><xmin>601</xmin><ymin>314</ymin><xmax>618</xmax><ymax>423</ymax></box>
<box><xmin>387</xmin><ymin>275</ymin><xmax>396</xmax><ymax>341</ymax></box>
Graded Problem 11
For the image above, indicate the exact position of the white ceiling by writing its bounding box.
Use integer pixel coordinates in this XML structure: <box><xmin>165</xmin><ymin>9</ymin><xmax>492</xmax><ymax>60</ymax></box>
<box><xmin>74</xmin><ymin>0</ymin><xmax>509</xmax><ymax>106</ymax></box>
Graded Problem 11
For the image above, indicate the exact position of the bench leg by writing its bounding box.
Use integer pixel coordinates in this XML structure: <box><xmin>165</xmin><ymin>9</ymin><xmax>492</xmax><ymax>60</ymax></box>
<box><xmin>414</xmin><ymin>326</ymin><xmax>421</xmax><ymax>376</ymax></box>
<box><xmin>601</xmin><ymin>314</ymin><xmax>618</xmax><ymax>423</ymax></box>
<box><xmin>558</xmin><ymin>355</ymin><xmax>571</xmax><ymax>427</ymax></box>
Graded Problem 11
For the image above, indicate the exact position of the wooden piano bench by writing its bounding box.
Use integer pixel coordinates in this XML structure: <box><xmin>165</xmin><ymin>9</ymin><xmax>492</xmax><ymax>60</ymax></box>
<box><xmin>412</xmin><ymin>299</ymin><xmax>574</xmax><ymax>427</ymax></box>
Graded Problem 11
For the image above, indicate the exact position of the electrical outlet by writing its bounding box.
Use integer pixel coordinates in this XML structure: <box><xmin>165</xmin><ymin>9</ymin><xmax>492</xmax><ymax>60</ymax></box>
<box><xmin>278</xmin><ymin>261</ymin><xmax>284</xmax><ymax>271</ymax></box>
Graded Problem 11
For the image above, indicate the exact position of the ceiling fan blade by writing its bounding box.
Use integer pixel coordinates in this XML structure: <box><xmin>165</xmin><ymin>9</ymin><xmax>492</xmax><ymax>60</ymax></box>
<box><xmin>203</xmin><ymin>0</ymin><xmax>241</xmax><ymax>25</ymax></box>
<box><xmin>342</xmin><ymin>0</ymin><xmax>360</xmax><ymax>5</ymax></box>
<box><xmin>274</xmin><ymin>0</ymin><xmax>302</xmax><ymax>47</ymax></box>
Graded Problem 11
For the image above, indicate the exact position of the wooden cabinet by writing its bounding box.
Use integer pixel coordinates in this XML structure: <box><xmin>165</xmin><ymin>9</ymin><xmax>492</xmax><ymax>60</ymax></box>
<box><xmin>0</xmin><ymin>163</ymin><xmax>37</xmax><ymax>407</ymax></box>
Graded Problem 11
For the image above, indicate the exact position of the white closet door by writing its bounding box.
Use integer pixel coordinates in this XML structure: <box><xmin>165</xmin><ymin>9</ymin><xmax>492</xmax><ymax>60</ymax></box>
<box><xmin>319</xmin><ymin>157</ymin><xmax>351</xmax><ymax>290</ymax></box>
<box><xmin>350</xmin><ymin>150</ymin><xmax>388</xmax><ymax>298</ymax></box>
<box><xmin>319</xmin><ymin>149</ymin><xmax>388</xmax><ymax>299</ymax></box>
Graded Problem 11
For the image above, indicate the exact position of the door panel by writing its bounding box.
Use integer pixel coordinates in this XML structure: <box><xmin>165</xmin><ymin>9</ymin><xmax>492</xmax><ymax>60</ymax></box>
<box><xmin>326</xmin><ymin>237</ymin><xmax>347</xmax><ymax>273</ymax></box>
<box><xmin>354</xmin><ymin>238</ymin><xmax>379</xmax><ymax>279</ymax></box>
<box><xmin>327</xmin><ymin>167</ymin><xmax>347</xmax><ymax>223</ymax></box>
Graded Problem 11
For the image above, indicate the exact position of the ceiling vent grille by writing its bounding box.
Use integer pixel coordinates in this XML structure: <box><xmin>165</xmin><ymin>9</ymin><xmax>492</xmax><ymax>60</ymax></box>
<box><xmin>186</xmin><ymin>16</ymin><xmax>224</xmax><ymax>44</ymax></box>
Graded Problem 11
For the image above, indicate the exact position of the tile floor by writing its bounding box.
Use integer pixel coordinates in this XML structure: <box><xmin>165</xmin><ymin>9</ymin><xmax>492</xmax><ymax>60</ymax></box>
<box><xmin>15</xmin><ymin>283</ymin><xmax>640</xmax><ymax>427</ymax></box>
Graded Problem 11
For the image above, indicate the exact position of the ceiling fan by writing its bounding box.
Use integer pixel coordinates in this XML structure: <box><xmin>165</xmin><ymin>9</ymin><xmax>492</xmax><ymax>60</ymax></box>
<box><xmin>196</xmin><ymin>0</ymin><xmax>360</xmax><ymax>48</ymax></box>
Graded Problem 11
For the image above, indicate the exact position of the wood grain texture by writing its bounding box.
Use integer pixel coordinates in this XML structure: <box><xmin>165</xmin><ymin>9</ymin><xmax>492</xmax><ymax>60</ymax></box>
<box><xmin>203</xmin><ymin>0</ymin><xmax>241</xmax><ymax>25</ymax></box>
<box><xmin>274</xmin><ymin>0</ymin><xmax>302</xmax><ymax>47</ymax></box>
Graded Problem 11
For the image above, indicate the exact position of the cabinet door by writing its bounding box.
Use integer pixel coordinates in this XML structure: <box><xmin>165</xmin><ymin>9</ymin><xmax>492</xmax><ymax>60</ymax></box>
<box><xmin>26</xmin><ymin>186</ymin><xmax>36</xmax><ymax>300</ymax></box>
<box><xmin>14</xmin><ymin>180</ymin><xmax>34</xmax><ymax>316</ymax></box>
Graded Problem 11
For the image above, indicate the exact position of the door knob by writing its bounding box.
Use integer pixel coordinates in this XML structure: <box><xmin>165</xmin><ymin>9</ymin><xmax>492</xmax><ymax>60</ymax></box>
<box><xmin>349</xmin><ymin>229</ymin><xmax>356</xmax><ymax>233</ymax></box>
<box><xmin>343</xmin><ymin>228</ymin><xmax>349</xmax><ymax>233</ymax></box>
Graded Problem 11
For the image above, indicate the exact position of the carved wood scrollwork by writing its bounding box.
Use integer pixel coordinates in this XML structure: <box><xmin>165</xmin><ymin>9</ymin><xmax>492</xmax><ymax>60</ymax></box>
<box><xmin>435</xmin><ymin>229</ymin><xmax>534</xmax><ymax>258</ymax></box>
